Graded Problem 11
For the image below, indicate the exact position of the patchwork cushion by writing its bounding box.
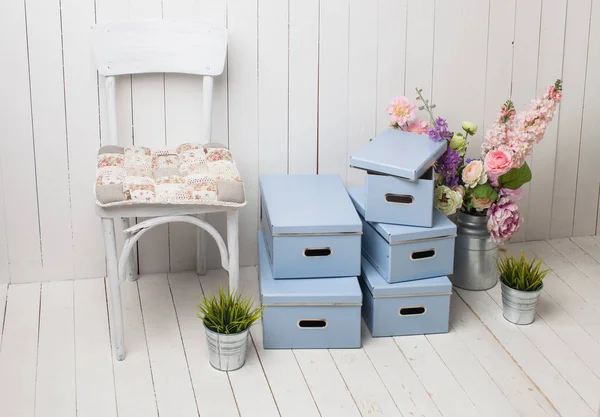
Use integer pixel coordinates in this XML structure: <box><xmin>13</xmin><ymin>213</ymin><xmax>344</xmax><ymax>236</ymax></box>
<box><xmin>95</xmin><ymin>143</ymin><xmax>246</xmax><ymax>208</ymax></box>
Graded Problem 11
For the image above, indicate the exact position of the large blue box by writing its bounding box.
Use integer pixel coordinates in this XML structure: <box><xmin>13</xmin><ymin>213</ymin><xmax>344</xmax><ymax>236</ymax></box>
<box><xmin>348</xmin><ymin>187</ymin><xmax>456</xmax><ymax>283</ymax></box>
<box><xmin>260</xmin><ymin>175</ymin><xmax>362</xmax><ymax>279</ymax></box>
<box><xmin>349</xmin><ymin>129</ymin><xmax>446</xmax><ymax>227</ymax></box>
<box><xmin>360</xmin><ymin>256</ymin><xmax>451</xmax><ymax>337</ymax></box>
<box><xmin>258</xmin><ymin>231</ymin><xmax>362</xmax><ymax>349</ymax></box>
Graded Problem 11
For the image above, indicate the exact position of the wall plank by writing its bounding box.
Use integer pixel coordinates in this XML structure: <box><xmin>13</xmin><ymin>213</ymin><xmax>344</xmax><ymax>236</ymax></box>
<box><xmin>0</xmin><ymin>161</ymin><xmax>8</xmax><ymax>284</ymax></box>
<box><xmin>526</xmin><ymin>0</ymin><xmax>567</xmax><ymax>241</ymax></box>
<box><xmin>62</xmin><ymin>0</ymin><xmax>105</xmax><ymax>280</ymax></box>
<box><xmin>553</xmin><ymin>0</ymin><xmax>593</xmax><ymax>237</ymax></box>
<box><xmin>508</xmin><ymin>0</ymin><xmax>542</xmax><ymax>242</ymax></box>
<box><xmin>288</xmin><ymin>0</ymin><xmax>319</xmax><ymax>175</ymax></box>
<box><xmin>0</xmin><ymin>0</ymin><xmax>43</xmax><ymax>282</ymax></box>
<box><xmin>318</xmin><ymin>0</ymin><xmax>350</xmax><ymax>180</ymax></box>
<box><xmin>26</xmin><ymin>0</ymin><xmax>75</xmax><ymax>281</ymax></box>
<box><xmin>405</xmin><ymin>0</ymin><xmax>435</xmax><ymax>109</ymax></box>
<box><xmin>346</xmin><ymin>0</ymin><xmax>379</xmax><ymax>188</ymax></box>
<box><xmin>228</xmin><ymin>0</ymin><xmax>260</xmax><ymax>267</ymax></box>
<box><xmin>575</xmin><ymin>0</ymin><xmax>600</xmax><ymax>236</ymax></box>
<box><xmin>376</xmin><ymin>0</ymin><xmax>407</xmax><ymax>134</ymax></box>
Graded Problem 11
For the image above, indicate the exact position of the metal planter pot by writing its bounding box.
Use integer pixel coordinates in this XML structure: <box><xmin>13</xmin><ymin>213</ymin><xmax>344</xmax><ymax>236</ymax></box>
<box><xmin>451</xmin><ymin>212</ymin><xmax>499</xmax><ymax>291</ymax></box>
<box><xmin>501</xmin><ymin>282</ymin><xmax>542</xmax><ymax>325</ymax></box>
<box><xmin>204</xmin><ymin>325</ymin><xmax>250</xmax><ymax>371</ymax></box>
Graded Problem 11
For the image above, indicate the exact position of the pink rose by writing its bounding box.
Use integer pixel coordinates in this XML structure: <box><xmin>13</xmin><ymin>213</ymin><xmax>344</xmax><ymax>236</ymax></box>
<box><xmin>484</xmin><ymin>149</ymin><xmax>513</xmax><ymax>177</ymax></box>
<box><xmin>462</xmin><ymin>160</ymin><xmax>487</xmax><ymax>188</ymax></box>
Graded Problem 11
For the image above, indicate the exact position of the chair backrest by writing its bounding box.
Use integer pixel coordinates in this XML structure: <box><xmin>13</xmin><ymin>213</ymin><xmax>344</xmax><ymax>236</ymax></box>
<box><xmin>92</xmin><ymin>20</ymin><xmax>227</xmax><ymax>76</ymax></box>
<box><xmin>91</xmin><ymin>20</ymin><xmax>227</xmax><ymax>145</ymax></box>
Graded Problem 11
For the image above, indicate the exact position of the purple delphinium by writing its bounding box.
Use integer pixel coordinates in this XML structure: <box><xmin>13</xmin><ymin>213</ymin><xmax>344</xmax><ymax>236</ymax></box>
<box><xmin>428</xmin><ymin>117</ymin><xmax>453</xmax><ymax>142</ymax></box>
<box><xmin>435</xmin><ymin>149</ymin><xmax>461</xmax><ymax>188</ymax></box>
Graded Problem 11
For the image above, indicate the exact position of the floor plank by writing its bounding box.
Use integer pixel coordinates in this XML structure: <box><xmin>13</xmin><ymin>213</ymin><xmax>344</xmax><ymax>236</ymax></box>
<box><xmin>74</xmin><ymin>278</ymin><xmax>117</xmax><ymax>417</ymax></box>
<box><xmin>329</xmin><ymin>346</ymin><xmax>403</xmax><ymax>416</ymax></box>
<box><xmin>361</xmin><ymin>321</ymin><xmax>443</xmax><ymax>417</ymax></box>
<box><xmin>199</xmin><ymin>268</ymin><xmax>280</xmax><ymax>417</ymax></box>
<box><xmin>548</xmin><ymin>238</ymin><xmax>600</xmax><ymax>289</ymax></box>
<box><xmin>168</xmin><ymin>271</ymin><xmax>240</xmax><ymax>417</ymax></box>
<box><xmin>0</xmin><ymin>284</ymin><xmax>7</xmax><ymax>336</ymax></box>
<box><xmin>35</xmin><ymin>281</ymin><xmax>76</xmax><ymax>417</ymax></box>
<box><xmin>450</xmin><ymin>296</ymin><xmax>558</xmax><ymax>417</ymax></box>
<box><xmin>0</xmin><ymin>283</ymin><xmax>40</xmax><ymax>417</ymax></box>
<box><xmin>294</xmin><ymin>349</ymin><xmax>362</xmax><ymax>417</ymax></box>
<box><xmin>487</xmin><ymin>283</ymin><xmax>600</xmax><ymax>410</ymax></box>
<box><xmin>138</xmin><ymin>273</ymin><xmax>199</xmax><ymax>417</ymax></box>
<box><xmin>427</xmin><ymin>313</ymin><xmax>521</xmax><ymax>417</ymax></box>
<box><xmin>251</xmin><ymin>324</ymin><xmax>321</xmax><ymax>417</ymax></box>
<box><xmin>112</xmin><ymin>281</ymin><xmax>158</xmax><ymax>417</ymax></box>
<box><xmin>458</xmin><ymin>288</ymin><xmax>595</xmax><ymax>417</ymax></box>
<box><xmin>394</xmin><ymin>335</ymin><xmax>480</xmax><ymax>417</ymax></box>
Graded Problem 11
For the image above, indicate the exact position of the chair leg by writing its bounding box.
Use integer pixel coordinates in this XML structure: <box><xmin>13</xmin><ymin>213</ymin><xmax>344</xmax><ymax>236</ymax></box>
<box><xmin>196</xmin><ymin>214</ymin><xmax>207</xmax><ymax>276</ymax></box>
<box><xmin>102</xmin><ymin>217</ymin><xmax>125</xmax><ymax>361</ymax></box>
<box><xmin>121</xmin><ymin>217</ymin><xmax>139</xmax><ymax>282</ymax></box>
<box><xmin>227</xmin><ymin>210</ymin><xmax>240</xmax><ymax>293</ymax></box>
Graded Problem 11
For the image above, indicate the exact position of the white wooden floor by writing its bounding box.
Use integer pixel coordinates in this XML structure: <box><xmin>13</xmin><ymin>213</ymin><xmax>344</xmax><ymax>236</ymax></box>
<box><xmin>1</xmin><ymin>238</ymin><xmax>600</xmax><ymax>417</ymax></box>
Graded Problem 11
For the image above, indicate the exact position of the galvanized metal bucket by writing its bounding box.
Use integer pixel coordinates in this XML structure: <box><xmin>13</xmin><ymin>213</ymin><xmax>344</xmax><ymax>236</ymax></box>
<box><xmin>501</xmin><ymin>282</ymin><xmax>542</xmax><ymax>325</ymax></box>
<box><xmin>450</xmin><ymin>212</ymin><xmax>499</xmax><ymax>291</ymax></box>
<box><xmin>204</xmin><ymin>325</ymin><xmax>250</xmax><ymax>371</ymax></box>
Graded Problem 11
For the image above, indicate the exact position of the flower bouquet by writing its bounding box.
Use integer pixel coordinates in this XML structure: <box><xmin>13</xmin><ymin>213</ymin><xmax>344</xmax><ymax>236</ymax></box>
<box><xmin>386</xmin><ymin>80</ymin><xmax>563</xmax><ymax>243</ymax></box>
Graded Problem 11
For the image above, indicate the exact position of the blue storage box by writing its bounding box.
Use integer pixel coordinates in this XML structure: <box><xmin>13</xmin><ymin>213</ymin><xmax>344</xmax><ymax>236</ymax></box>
<box><xmin>349</xmin><ymin>129</ymin><xmax>446</xmax><ymax>226</ymax></box>
<box><xmin>360</xmin><ymin>256</ymin><xmax>451</xmax><ymax>337</ymax></box>
<box><xmin>258</xmin><ymin>231</ymin><xmax>362</xmax><ymax>349</ymax></box>
<box><xmin>260</xmin><ymin>175</ymin><xmax>362</xmax><ymax>279</ymax></box>
<box><xmin>348</xmin><ymin>187</ymin><xmax>456</xmax><ymax>283</ymax></box>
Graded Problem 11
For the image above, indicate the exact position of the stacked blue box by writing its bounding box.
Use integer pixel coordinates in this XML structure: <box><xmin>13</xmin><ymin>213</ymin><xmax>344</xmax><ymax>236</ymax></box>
<box><xmin>258</xmin><ymin>175</ymin><xmax>363</xmax><ymax>349</ymax></box>
<box><xmin>349</xmin><ymin>129</ymin><xmax>446</xmax><ymax>227</ymax></box>
<box><xmin>360</xmin><ymin>255</ymin><xmax>452</xmax><ymax>337</ymax></box>
<box><xmin>349</xmin><ymin>129</ymin><xmax>456</xmax><ymax>338</ymax></box>
<box><xmin>348</xmin><ymin>187</ymin><xmax>456</xmax><ymax>283</ymax></box>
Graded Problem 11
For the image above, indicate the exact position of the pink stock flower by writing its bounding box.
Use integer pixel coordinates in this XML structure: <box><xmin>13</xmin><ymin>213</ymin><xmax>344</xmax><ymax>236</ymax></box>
<box><xmin>487</xmin><ymin>197</ymin><xmax>522</xmax><ymax>243</ymax></box>
<box><xmin>500</xmin><ymin>187</ymin><xmax>522</xmax><ymax>201</ymax></box>
<box><xmin>406</xmin><ymin>119</ymin><xmax>430</xmax><ymax>135</ymax></box>
<box><xmin>387</xmin><ymin>96</ymin><xmax>416</xmax><ymax>127</ymax></box>
<box><xmin>484</xmin><ymin>149</ymin><xmax>513</xmax><ymax>176</ymax></box>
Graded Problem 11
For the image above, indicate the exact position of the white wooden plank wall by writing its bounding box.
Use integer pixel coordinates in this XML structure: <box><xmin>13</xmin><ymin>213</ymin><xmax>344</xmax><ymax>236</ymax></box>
<box><xmin>0</xmin><ymin>0</ymin><xmax>599</xmax><ymax>283</ymax></box>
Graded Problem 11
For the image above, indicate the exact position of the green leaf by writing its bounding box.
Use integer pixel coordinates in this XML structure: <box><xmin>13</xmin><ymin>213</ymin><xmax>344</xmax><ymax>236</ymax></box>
<box><xmin>498</xmin><ymin>162</ymin><xmax>532</xmax><ymax>190</ymax></box>
<box><xmin>472</xmin><ymin>183</ymin><xmax>499</xmax><ymax>201</ymax></box>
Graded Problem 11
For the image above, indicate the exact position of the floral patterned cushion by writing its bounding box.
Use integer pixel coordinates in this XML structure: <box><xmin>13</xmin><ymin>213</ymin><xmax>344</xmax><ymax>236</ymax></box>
<box><xmin>95</xmin><ymin>143</ymin><xmax>246</xmax><ymax>207</ymax></box>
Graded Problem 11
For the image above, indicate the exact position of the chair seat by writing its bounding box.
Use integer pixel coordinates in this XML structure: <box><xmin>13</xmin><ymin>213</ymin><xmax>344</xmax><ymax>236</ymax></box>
<box><xmin>95</xmin><ymin>142</ymin><xmax>246</xmax><ymax>208</ymax></box>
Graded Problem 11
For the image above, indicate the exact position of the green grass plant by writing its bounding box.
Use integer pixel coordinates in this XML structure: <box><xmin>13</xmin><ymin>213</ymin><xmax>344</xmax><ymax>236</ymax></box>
<box><xmin>197</xmin><ymin>287</ymin><xmax>263</xmax><ymax>334</ymax></box>
<box><xmin>497</xmin><ymin>252</ymin><xmax>550</xmax><ymax>292</ymax></box>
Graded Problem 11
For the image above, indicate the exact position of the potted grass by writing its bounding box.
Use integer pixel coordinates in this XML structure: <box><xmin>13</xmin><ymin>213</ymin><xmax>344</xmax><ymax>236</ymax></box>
<box><xmin>197</xmin><ymin>287</ymin><xmax>263</xmax><ymax>371</ymax></box>
<box><xmin>497</xmin><ymin>252</ymin><xmax>550</xmax><ymax>325</ymax></box>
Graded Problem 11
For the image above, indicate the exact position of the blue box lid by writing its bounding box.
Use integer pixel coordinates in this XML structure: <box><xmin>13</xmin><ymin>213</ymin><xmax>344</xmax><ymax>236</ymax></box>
<box><xmin>361</xmin><ymin>256</ymin><xmax>452</xmax><ymax>297</ymax></box>
<box><xmin>260</xmin><ymin>175</ymin><xmax>362</xmax><ymax>235</ymax></box>
<box><xmin>347</xmin><ymin>187</ymin><xmax>456</xmax><ymax>242</ymax></box>
<box><xmin>349</xmin><ymin>129</ymin><xmax>447</xmax><ymax>180</ymax></box>
<box><xmin>258</xmin><ymin>231</ymin><xmax>362</xmax><ymax>305</ymax></box>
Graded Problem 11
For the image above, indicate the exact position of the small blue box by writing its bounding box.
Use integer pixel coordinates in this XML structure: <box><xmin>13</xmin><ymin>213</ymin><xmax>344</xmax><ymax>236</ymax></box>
<box><xmin>360</xmin><ymin>256</ymin><xmax>452</xmax><ymax>337</ymax></box>
<box><xmin>260</xmin><ymin>175</ymin><xmax>362</xmax><ymax>279</ymax></box>
<box><xmin>349</xmin><ymin>129</ymin><xmax>446</xmax><ymax>226</ymax></box>
<box><xmin>348</xmin><ymin>187</ymin><xmax>456</xmax><ymax>283</ymax></box>
<box><xmin>258</xmin><ymin>231</ymin><xmax>362</xmax><ymax>349</ymax></box>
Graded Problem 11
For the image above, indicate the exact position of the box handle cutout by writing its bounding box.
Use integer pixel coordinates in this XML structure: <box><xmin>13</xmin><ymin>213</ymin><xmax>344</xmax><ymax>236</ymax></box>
<box><xmin>399</xmin><ymin>306</ymin><xmax>426</xmax><ymax>316</ymax></box>
<box><xmin>298</xmin><ymin>319</ymin><xmax>328</xmax><ymax>329</ymax></box>
<box><xmin>303</xmin><ymin>247</ymin><xmax>332</xmax><ymax>257</ymax></box>
<box><xmin>410</xmin><ymin>248</ymin><xmax>436</xmax><ymax>260</ymax></box>
<box><xmin>385</xmin><ymin>193</ymin><xmax>414</xmax><ymax>205</ymax></box>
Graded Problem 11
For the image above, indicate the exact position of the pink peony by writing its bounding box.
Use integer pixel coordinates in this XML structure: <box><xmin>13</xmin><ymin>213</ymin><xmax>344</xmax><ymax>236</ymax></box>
<box><xmin>406</xmin><ymin>119</ymin><xmax>429</xmax><ymax>135</ymax></box>
<box><xmin>500</xmin><ymin>187</ymin><xmax>522</xmax><ymax>201</ymax></box>
<box><xmin>387</xmin><ymin>97</ymin><xmax>416</xmax><ymax>127</ymax></box>
<box><xmin>484</xmin><ymin>149</ymin><xmax>513</xmax><ymax>176</ymax></box>
<box><xmin>487</xmin><ymin>197</ymin><xmax>522</xmax><ymax>243</ymax></box>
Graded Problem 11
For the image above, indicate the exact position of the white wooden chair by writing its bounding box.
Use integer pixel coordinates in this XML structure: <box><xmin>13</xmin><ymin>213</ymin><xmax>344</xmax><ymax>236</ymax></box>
<box><xmin>91</xmin><ymin>21</ymin><xmax>242</xmax><ymax>361</ymax></box>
